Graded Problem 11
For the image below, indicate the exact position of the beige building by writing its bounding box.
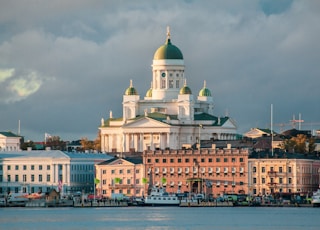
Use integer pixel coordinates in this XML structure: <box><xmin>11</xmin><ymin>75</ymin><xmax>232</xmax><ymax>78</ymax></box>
<box><xmin>0</xmin><ymin>131</ymin><xmax>21</xmax><ymax>151</ymax></box>
<box><xmin>248</xmin><ymin>153</ymin><xmax>320</xmax><ymax>196</ymax></box>
<box><xmin>95</xmin><ymin>157</ymin><xmax>145</xmax><ymax>197</ymax></box>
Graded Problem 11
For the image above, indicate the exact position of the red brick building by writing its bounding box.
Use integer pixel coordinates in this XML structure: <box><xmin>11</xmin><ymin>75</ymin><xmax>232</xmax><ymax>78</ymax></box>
<box><xmin>143</xmin><ymin>147</ymin><xmax>249</xmax><ymax>198</ymax></box>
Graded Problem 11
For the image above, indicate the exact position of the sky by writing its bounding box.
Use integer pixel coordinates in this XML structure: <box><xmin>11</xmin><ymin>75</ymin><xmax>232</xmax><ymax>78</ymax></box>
<box><xmin>1</xmin><ymin>0</ymin><xmax>320</xmax><ymax>141</ymax></box>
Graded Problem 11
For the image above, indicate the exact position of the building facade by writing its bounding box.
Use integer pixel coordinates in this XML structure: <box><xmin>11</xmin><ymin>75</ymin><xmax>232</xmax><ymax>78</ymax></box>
<box><xmin>0</xmin><ymin>150</ymin><xmax>111</xmax><ymax>195</ymax></box>
<box><xmin>99</xmin><ymin>28</ymin><xmax>238</xmax><ymax>153</ymax></box>
<box><xmin>248</xmin><ymin>153</ymin><xmax>320</xmax><ymax>196</ymax></box>
<box><xmin>0</xmin><ymin>131</ymin><xmax>21</xmax><ymax>151</ymax></box>
<box><xmin>143</xmin><ymin>146</ymin><xmax>249</xmax><ymax>198</ymax></box>
<box><xmin>95</xmin><ymin>157</ymin><xmax>144</xmax><ymax>197</ymax></box>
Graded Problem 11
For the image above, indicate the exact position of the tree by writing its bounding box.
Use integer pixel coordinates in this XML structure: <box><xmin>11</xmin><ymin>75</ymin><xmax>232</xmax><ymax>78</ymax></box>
<box><xmin>94</xmin><ymin>131</ymin><xmax>101</xmax><ymax>152</ymax></box>
<box><xmin>21</xmin><ymin>141</ymin><xmax>36</xmax><ymax>150</ymax></box>
<box><xmin>308</xmin><ymin>137</ymin><xmax>316</xmax><ymax>154</ymax></box>
<box><xmin>45</xmin><ymin>136</ymin><xmax>66</xmax><ymax>151</ymax></box>
<box><xmin>80</xmin><ymin>137</ymin><xmax>94</xmax><ymax>151</ymax></box>
<box><xmin>281</xmin><ymin>134</ymin><xmax>315</xmax><ymax>154</ymax></box>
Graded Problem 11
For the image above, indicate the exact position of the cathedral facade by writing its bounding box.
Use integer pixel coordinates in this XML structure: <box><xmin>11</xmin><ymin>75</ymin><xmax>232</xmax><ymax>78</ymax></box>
<box><xmin>99</xmin><ymin>29</ymin><xmax>238</xmax><ymax>153</ymax></box>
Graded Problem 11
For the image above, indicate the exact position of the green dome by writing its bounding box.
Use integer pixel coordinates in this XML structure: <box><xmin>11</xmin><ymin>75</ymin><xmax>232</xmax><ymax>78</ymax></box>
<box><xmin>180</xmin><ymin>85</ymin><xmax>192</xmax><ymax>95</ymax></box>
<box><xmin>125</xmin><ymin>87</ymin><xmax>138</xmax><ymax>95</ymax></box>
<box><xmin>146</xmin><ymin>88</ymin><xmax>152</xmax><ymax>97</ymax></box>
<box><xmin>154</xmin><ymin>38</ymin><xmax>183</xmax><ymax>60</ymax></box>
<box><xmin>125</xmin><ymin>80</ymin><xmax>138</xmax><ymax>95</ymax></box>
<box><xmin>199</xmin><ymin>88</ymin><xmax>212</xmax><ymax>96</ymax></box>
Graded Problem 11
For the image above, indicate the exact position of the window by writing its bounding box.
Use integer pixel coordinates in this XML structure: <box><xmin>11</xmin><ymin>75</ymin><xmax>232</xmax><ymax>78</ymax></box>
<box><xmin>279</xmin><ymin>167</ymin><xmax>283</xmax><ymax>173</ymax></box>
<box><xmin>127</xmin><ymin>179</ymin><xmax>131</xmax><ymax>184</ymax></box>
<box><xmin>170</xmin><ymin>158</ymin><xmax>174</xmax><ymax>163</ymax></box>
<box><xmin>31</xmin><ymin>175</ymin><xmax>35</xmax><ymax>182</ymax></box>
<box><xmin>7</xmin><ymin>165</ymin><xmax>11</xmax><ymax>170</ymax></box>
<box><xmin>155</xmin><ymin>159</ymin><xmax>159</xmax><ymax>163</ymax></box>
<box><xmin>23</xmin><ymin>175</ymin><xmax>26</xmax><ymax>182</ymax></box>
<box><xmin>47</xmin><ymin>175</ymin><xmax>50</xmax><ymax>182</ymax></box>
<box><xmin>288</xmin><ymin>167</ymin><xmax>292</xmax><ymax>173</ymax></box>
<box><xmin>15</xmin><ymin>165</ymin><xmax>19</xmax><ymax>170</ymax></box>
<box><xmin>176</xmin><ymin>80</ymin><xmax>179</xmax><ymax>88</ymax></box>
<box><xmin>201</xmin><ymin>158</ymin><xmax>205</xmax><ymax>163</ymax></box>
<box><xmin>23</xmin><ymin>165</ymin><xmax>27</xmax><ymax>170</ymax></box>
<box><xmin>119</xmin><ymin>170</ymin><xmax>123</xmax><ymax>174</ymax></box>
<box><xmin>270</xmin><ymin>166</ymin><xmax>274</xmax><ymax>172</ymax></box>
<box><xmin>127</xmin><ymin>169</ymin><xmax>131</xmax><ymax>174</ymax></box>
<box><xmin>279</xmin><ymin>178</ymin><xmax>283</xmax><ymax>184</ymax></box>
<box><xmin>216</xmin><ymin>158</ymin><xmax>220</xmax><ymax>162</ymax></box>
<box><xmin>136</xmin><ymin>179</ymin><xmax>139</xmax><ymax>184</ymax></box>
<box><xmin>103</xmin><ymin>170</ymin><xmax>106</xmax><ymax>174</ymax></box>
<box><xmin>147</xmin><ymin>159</ymin><xmax>151</xmax><ymax>163</ymax></box>
<box><xmin>111</xmin><ymin>170</ymin><xmax>115</xmax><ymax>174</ymax></box>
<box><xmin>178</xmin><ymin>159</ymin><xmax>182</xmax><ymax>163</ymax></box>
<box><xmin>47</xmin><ymin>165</ymin><xmax>50</xmax><ymax>170</ymax></box>
<box><xmin>208</xmin><ymin>158</ymin><xmax>212</xmax><ymax>163</ymax></box>
<box><xmin>39</xmin><ymin>175</ymin><xmax>43</xmax><ymax>182</ymax></box>
<box><xmin>253</xmin><ymin>178</ymin><xmax>256</xmax><ymax>184</ymax></box>
<box><xmin>169</xmin><ymin>80</ymin><xmax>174</xmax><ymax>88</ymax></box>
<box><xmin>59</xmin><ymin>165</ymin><xmax>62</xmax><ymax>170</ymax></box>
<box><xmin>232</xmin><ymin>158</ymin><xmax>236</xmax><ymax>162</ymax></box>
<box><xmin>103</xmin><ymin>179</ymin><xmax>106</xmax><ymax>185</ymax></box>
<box><xmin>239</xmin><ymin>158</ymin><xmax>244</xmax><ymax>162</ymax></box>
<box><xmin>253</xmin><ymin>167</ymin><xmax>256</xmax><ymax>173</ymax></box>
<box><xmin>7</xmin><ymin>175</ymin><xmax>11</xmax><ymax>182</ymax></box>
<box><xmin>15</xmin><ymin>175</ymin><xmax>19</xmax><ymax>182</ymax></box>
<box><xmin>185</xmin><ymin>158</ymin><xmax>189</xmax><ymax>163</ymax></box>
<box><xmin>161</xmin><ymin>79</ymin><xmax>166</xmax><ymax>88</ymax></box>
<box><xmin>224</xmin><ymin>158</ymin><xmax>228</xmax><ymax>163</ymax></box>
<box><xmin>262</xmin><ymin>167</ymin><xmax>265</xmax><ymax>173</ymax></box>
<box><xmin>39</xmin><ymin>165</ymin><xmax>43</xmax><ymax>170</ymax></box>
<box><xmin>136</xmin><ymin>169</ymin><xmax>139</xmax><ymax>173</ymax></box>
<box><xmin>31</xmin><ymin>165</ymin><xmax>34</xmax><ymax>170</ymax></box>
<box><xmin>163</xmin><ymin>159</ymin><xmax>167</xmax><ymax>163</ymax></box>
<box><xmin>262</xmin><ymin>178</ymin><xmax>265</xmax><ymax>184</ymax></box>
<box><xmin>288</xmin><ymin>178</ymin><xmax>292</xmax><ymax>184</ymax></box>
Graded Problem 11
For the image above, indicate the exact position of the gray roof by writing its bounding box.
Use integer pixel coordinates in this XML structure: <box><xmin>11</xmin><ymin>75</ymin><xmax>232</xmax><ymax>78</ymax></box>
<box><xmin>0</xmin><ymin>150</ymin><xmax>112</xmax><ymax>161</ymax></box>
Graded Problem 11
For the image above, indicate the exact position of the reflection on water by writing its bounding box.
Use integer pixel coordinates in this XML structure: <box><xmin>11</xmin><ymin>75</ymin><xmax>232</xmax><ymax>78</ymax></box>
<box><xmin>1</xmin><ymin>207</ymin><xmax>320</xmax><ymax>230</ymax></box>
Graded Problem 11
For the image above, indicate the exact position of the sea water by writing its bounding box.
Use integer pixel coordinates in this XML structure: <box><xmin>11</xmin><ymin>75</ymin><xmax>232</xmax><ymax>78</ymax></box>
<box><xmin>0</xmin><ymin>206</ymin><xmax>319</xmax><ymax>230</ymax></box>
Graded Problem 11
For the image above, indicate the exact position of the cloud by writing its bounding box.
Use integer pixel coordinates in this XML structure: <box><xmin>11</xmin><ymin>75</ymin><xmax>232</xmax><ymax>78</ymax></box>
<box><xmin>0</xmin><ymin>68</ymin><xmax>14</xmax><ymax>83</ymax></box>
<box><xmin>0</xmin><ymin>69</ymin><xmax>47</xmax><ymax>104</ymax></box>
<box><xmin>0</xmin><ymin>0</ymin><xmax>320</xmax><ymax>141</ymax></box>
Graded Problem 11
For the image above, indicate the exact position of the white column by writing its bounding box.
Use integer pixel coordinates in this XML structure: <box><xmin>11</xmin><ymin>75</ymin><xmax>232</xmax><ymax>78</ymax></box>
<box><xmin>167</xmin><ymin>133</ymin><xmax>170</xmax><ymax>149</ymax></box>
<box><xmin>140</xmin><ymin>133</ymin><xmax>143</xmax><ymax>151</ymax></box>
<box><xmin>101</xmin><ymin>134</ymin><xmax>105</xmax><ymax>152</ymax></box>
<box><xmin>55</xmin><ymin>164</ymin><xmax>59</xmax><ymax>183</ymax></box>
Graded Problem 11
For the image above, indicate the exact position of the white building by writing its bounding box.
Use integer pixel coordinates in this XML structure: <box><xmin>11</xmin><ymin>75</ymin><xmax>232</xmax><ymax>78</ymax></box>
<box><xmin>0</xmin><ymin>150</ymin><xmax>111</xmax><ymax>195</ymax></box>
<box><xmin>0</xmin><ymin>131</ymin><xmax>21</xmax><ymax>151</ymax></box>
<box><xmin>99</xmin><ymin>28</ymin><xmax>238</xmax><ymax>153</ymax></box>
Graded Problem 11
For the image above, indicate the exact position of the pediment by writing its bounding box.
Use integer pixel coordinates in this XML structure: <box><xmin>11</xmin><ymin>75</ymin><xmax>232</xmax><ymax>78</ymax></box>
<box><xmin>109</xmin><ymin>158</ymin><xmax>134</xmax><ymax>166</ymax></box>
<box><xmin>221</xmin><ymin>118</ymin><xmax>237</xmax><ymax>129</ymax></box>
<box><xmin>123</xmin><ymin>117</ymin><xmax>171</xmax><ymax>128</ymax></box>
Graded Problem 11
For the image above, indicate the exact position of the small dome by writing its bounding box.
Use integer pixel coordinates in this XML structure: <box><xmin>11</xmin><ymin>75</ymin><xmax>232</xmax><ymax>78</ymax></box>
<box><xmin>180</xmin><ymin>80</ymin><xmax>192</xmax><ymax>95</ymax></box>
<box><xmin>180</xmin><ymin>86</ymin><xmax>192</xmax><ymax>95</ymax></box>
<box><xmin>153</xmin><ymin>27</ymin><xmax>183</xmax><ymax>60</ymax></box>
<box><xmin>146</xmin><ymin>88</ymin><xmax>152</xmax><ymax>97</ymax></box>
<box><xmin>125</xmin><ymin>80</ymin><xmax>138</xmax><ymax>95</ymax></box>
<box><xmin>199</xmin><ymin>80</ymin><xmax>212</xmax><ymax>96</ymax></box>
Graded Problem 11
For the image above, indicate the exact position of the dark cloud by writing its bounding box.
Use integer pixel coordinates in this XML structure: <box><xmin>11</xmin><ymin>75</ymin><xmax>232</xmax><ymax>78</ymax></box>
<box><xmin>1</xmin><ymin>0</ymin><xmax>319</xmax><ymax>141</ymax></box>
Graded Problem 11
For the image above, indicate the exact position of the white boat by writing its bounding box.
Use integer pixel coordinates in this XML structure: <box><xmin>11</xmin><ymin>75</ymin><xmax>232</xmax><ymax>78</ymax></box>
<box><xmin>311</xmin><ymin>189</ymin><xmax>320</xmax><ymax>207</ymax></box>
<box><xmin>143</xmin><ymin>186</ymin><xmax>180</xmax><ymax>206</ymax></box>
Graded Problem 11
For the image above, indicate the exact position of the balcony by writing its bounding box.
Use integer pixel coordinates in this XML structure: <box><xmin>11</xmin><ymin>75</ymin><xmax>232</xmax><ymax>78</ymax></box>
<box><xmin>108</xmin><ymin>184</ymin><xmax>134</xmax><ymax>189</ymax></box>
<box><xmin>268</xmin><ymin>171</ymin><xmax>277</xmax><ymax>176</ymax></box>
<box><xmin>267</xmin><ymin>182</ymin><xmax>277</xmax><ymax>187</ymax></box>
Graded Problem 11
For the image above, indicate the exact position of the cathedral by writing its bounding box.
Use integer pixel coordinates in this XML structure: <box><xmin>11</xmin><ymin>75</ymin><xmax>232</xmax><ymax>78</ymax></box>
<box><xmin>99</xmin><ymin>28</ymin><xmax>238</xmax><ymax>153</ymax></box>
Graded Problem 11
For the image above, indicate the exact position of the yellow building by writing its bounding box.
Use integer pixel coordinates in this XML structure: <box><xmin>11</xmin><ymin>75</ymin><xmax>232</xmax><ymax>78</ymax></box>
<box><xmin>95</xmin><ymin>157</ymin><xmax>145</xmax><ymax>198</ymax></box>
<box><xmin>249</xmin><ymin>152</ymin><xmax>320</xmax><ymax>196</ymax></box>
